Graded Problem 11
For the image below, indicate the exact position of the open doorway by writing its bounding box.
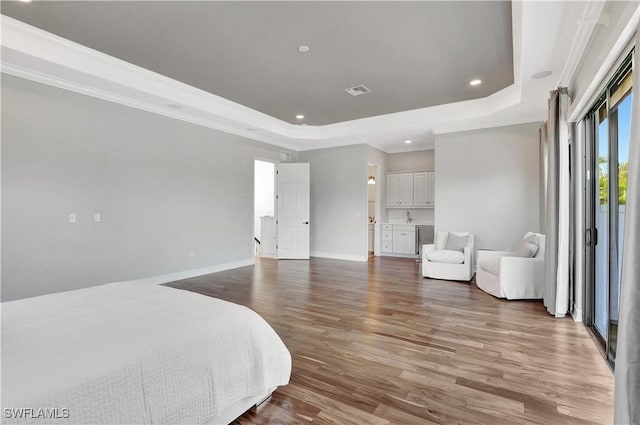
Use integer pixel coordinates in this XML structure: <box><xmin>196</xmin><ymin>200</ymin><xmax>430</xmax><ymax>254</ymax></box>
<box><xmin>367</xmin><ymin>163</ymin><xmax>379</xmax><ymax>257</ymax></box>
<box><xmin>254</xmin><ymin>160</ymin><xmax>276</xmax><ymax>258</ymax></box>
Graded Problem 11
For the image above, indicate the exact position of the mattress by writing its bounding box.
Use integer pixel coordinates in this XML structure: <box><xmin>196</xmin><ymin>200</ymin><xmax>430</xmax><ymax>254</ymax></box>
<box><xmin>1</xmin><ymin>281</ymin><xmax>291</xmax><ymax>424</ymax></box>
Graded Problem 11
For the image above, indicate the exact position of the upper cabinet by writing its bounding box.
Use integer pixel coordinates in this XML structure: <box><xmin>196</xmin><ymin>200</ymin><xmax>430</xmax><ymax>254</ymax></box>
<box><xmin>386</xmin><ymin>173</ymin><xmax>414</xmax><ymax>207</ymax></box>
<box><xmin>386</xmin><ymin>171</ymin><xmax>435</xmax><ymax>208</ymax></box>
<box><xmin>413</xmin><ymin>171</ymin><xmax>435</xmax><ymax>208</ymax></box>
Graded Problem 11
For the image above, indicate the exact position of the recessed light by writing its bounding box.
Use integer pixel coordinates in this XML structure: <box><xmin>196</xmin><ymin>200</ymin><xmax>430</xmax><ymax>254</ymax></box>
<box><xmin>531</xmin><ymin>70</ymin><xmax>553</xmax><ymax>79</ymax></box>
<box><xmin>296</xmin><ymin>114</ymin><xmax>305</xmax><ymax>120</ymax></box>
<box><xmin>404</xmin><ymin>140</ymin><xmax>412</xmax><ymax>144</ymax></box>
<box><xmin>297</xmin><ymin>45</ymin><xmax>310</xmax><ymax>53</ymax></box>
<box><xmin>469</xmin><ymin>79</ymin><xmax>482</xmax><ymax>86</ymax></box>
<box><xmin>168</xmin><ymin>104</ymin><xmax>182</xmax><ymax>110</ymax></box>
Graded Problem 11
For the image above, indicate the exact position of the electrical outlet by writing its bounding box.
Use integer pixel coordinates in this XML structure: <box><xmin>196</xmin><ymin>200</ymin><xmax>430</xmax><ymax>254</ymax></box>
<box><xmin>68</xmin><ymin>213</ymin><xmax>77</xmax><ymax>224</ymax></box>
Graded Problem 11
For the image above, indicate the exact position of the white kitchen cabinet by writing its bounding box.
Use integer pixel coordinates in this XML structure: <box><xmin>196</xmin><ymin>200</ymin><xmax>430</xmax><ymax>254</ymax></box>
<box><xmin>381</xmin><ymin>224</ymin><xmax>393</xmax><ymax>253</ymax></box>
<box><xmin>385</xmin><ymin>173</ymin><xmax>414</xmax><ymax>208</ymax></box>
<box><xmin>413</xmin><ymin>171</ymin><xmax>435</xmax><ymax>208</ymax></box>
<box><xmin>381</xmin><ymin>224</ymin><xmax>418</xmax><ymax>256</ymax></box>
<box><xmin>392</xmin><ymin>224</ymin><xmax>416</xmax><ymax>255</ymax></box>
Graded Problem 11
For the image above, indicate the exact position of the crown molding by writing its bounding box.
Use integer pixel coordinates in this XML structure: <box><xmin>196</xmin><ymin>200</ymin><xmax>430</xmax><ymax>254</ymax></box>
<box><xmin>0</xmin><ymin>10</ymin><xmax>538</xmax><ymax>153</ymax></box>
<box><xmin>567</xmin><ymin>2</ymin><xmax>640</xmax><ymax>122</ymax></box>
<box><xmin>558</xmin><ymin>0</ymin><xmax>608</xmax><ymax>87</ymax></box>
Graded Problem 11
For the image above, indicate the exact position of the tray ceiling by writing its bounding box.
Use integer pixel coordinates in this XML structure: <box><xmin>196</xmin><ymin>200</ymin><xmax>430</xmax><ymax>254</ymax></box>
<box><xmin>1</xmin><ymin>1</ymin><xmax>514</xmax><ymax>126</ymax></box>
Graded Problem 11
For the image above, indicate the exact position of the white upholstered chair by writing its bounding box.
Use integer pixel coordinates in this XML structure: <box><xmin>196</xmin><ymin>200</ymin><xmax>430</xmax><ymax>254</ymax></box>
<box><xmin>422</xmin><ymin>231</ymin><xmax>474</xmax><ymax>281</ymax></box>
<box><xmin>475</xmin><ymin>232</ymin><xmax>546</xmax><ymax>299</ymax></box>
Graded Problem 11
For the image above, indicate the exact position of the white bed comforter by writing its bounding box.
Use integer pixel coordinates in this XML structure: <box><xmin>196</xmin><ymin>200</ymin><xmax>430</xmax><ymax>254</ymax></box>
<box><xmin>1</xmin><ymin>282</ymin><xmax>291</xmax><ymax>424</ymax></box>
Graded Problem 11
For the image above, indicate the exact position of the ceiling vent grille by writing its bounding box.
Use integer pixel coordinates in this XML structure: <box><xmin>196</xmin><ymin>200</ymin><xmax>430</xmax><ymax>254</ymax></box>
<box><xmin>345</xmin><ymin>85</ymin><xmax>372</xmax><ymax>97</ymax></box>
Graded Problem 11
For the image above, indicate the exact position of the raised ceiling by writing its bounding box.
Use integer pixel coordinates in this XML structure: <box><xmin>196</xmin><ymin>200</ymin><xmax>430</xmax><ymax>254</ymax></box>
<box><xmin>1</xmin><ymin>1</ymin><xmax>514</xmax><ymax>126</ymax></box>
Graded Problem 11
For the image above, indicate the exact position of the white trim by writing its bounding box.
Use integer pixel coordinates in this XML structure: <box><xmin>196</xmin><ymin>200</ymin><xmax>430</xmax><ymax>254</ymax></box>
<box><xmin>379</xmin><ymin>253</ymin><xmax>419</xmax><ymax>260</ymax></box>
<box><xmin>0</xmin><ymin>13</ymin><xmax>536</xmax><ymax>153</ymax></box>
<box><xmin>311</xmin><ymin>251</ymin><xmax>368</xmax><ymax>262</ymax></box>
<box><xmin>141</xmin><ymin>258</ymin><xmax>255</xmax><ymax>285</ymax></box>
<box><xmin>557</xmin><ymin>1</ymin><xmax>607</xmax><ymax>88</ymax></box>
<box><xmin>0</xmin><ymin>61</ymin><xmax>300</xmax><ymax>152</ymax></box>
<box><xmin>568</xmin><ymin>3</ymin><xmax>640</xmax><ymax>122</ymax></box>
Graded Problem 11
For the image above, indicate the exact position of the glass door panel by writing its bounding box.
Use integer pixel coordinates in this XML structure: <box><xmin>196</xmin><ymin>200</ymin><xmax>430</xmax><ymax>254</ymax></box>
<box><xmin>585</xmin><ymin>55</ymin><xmax>632</xmax><ymax>368</ymax></box>
<box><xmin>595</xmin><ymin>104</ymin><xmax>608</xmax><ymax>339</ymax></box>
<box><xmin>609</xmin><ymin>84</ymin><xmax>632</xmax><ymax>360</ymax></box>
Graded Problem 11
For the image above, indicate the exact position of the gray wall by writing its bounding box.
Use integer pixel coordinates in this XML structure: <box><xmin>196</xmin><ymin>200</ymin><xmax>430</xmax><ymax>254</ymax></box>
<box><xmin>299</xmin><ymin>145</ymin><xmax>368</xmax><ymax>261</ymax></box>
<box><xmin>1</xmin><ymin>75</ymin><xmax>295</xmax><ymax>301</ymax></box>
<box><xmin>386</xmin><ymin>149</ymin><xmax>434</xmax><ymax>172</ymax></box>
<box><xmin>435</xmin><ymin>123</ymin><xmax>541</xmax><ymax>257</ymax></box>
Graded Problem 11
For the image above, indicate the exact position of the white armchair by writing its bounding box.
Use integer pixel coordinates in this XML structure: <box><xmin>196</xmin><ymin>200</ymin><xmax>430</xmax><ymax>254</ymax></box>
<box><xmin>422</xmin><ymin>231</ymin><xmax>474</xmax><ymax>281</ymax></box>
<box><xmin>475</xmin><ymin>232</ymin><xmax>546</xmax><ymax>299</ymax></box>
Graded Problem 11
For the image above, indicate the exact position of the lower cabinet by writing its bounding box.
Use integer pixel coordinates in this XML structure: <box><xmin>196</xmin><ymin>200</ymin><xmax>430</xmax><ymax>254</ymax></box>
<box><xmin>381</xmin><ymin>224</ymin><xmax>416</xmax><ymax>256</ymax></box>
<box><xmin>381</xmin><ymin>224</ymin><xmax>393</xmax><ymax>253</ymax></box>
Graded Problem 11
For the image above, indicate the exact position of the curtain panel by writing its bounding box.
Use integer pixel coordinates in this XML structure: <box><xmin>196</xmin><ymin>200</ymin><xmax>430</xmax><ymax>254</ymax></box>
<box><xmin>543</xmin><ymin>88</ymin><xmax>570</xmax><ymax>317</ymax></box>
<box><xmin>614</xmin><ymin>31</ymin><xmax>640</xmax><ymax>425</ymax></box>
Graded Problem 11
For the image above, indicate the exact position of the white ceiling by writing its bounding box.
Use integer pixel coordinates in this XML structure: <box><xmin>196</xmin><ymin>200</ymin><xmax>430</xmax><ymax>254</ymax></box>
<box><xmin>0</xmin><ymin>1</ymin><xmax>609</xmax><ymax>153</ymax></box>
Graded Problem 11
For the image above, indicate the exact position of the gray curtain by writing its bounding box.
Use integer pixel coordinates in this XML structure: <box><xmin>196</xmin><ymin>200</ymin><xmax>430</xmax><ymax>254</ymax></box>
<box><xmin>543</xmin><ymin>89</ymin><xmax>570</xmax><ymax>317</ymax></box>
<box><xmin>540</xmin><ymin>124</ymin><xmax>548</xmax><ymax>234</ymax></box>
<box><xmin>614</xmin><ymin>36</ymin><xmax>640</xmax><ymax>425</ymax></box>
<box><xmin>543</xmin><ymin>92</ymin><xmax>559</xmax><ymax>315</ymax></box>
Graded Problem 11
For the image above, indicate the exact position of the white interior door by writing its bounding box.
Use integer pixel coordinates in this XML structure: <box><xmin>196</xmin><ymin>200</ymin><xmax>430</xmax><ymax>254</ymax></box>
<box><xmin>277</xmin><ymin>163</ymin><xmax>310</xmax><ymax>259</ymax></box>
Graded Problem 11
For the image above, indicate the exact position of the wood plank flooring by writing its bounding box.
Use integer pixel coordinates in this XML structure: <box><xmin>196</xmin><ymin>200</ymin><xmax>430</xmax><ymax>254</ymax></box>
<box><xmin>165</xmin><ymin>257</ymin><xmax>613</xmax><ymax>424</ymax></box>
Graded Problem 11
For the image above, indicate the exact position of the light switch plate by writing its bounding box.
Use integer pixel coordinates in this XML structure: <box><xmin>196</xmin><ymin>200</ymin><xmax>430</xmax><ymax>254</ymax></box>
<box><xmin>94</xmin><ymin>213</ymin><xmax>101</xmax><ymax>222</ymax></box>
<box><xmin>68</xmin><ymin>213</ymin><xmax>77</xmax><ymax>224</ymax></box>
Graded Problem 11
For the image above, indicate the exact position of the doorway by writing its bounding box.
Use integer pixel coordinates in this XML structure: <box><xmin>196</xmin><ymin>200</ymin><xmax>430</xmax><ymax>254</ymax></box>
<box><xmin>367</xmin><ymin>163</ymin><xmax>380</xmax><ymax>257</ymax></box>
<box><xmin>254</xmin><ymin>160</ymin><xmax>276</xmax><ymax>258</ymax></box>
<box><xmin>585</xmin><ymin>54</ymin><xmax>632</xmax><ymax>367</ymax></box>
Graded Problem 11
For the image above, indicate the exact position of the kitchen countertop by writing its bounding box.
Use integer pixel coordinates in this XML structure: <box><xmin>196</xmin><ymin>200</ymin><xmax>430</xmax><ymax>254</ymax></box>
<box><xmin>382</xmin><ymin>222</ymin><xmax>434</xmax><ymax>226</ymax></box>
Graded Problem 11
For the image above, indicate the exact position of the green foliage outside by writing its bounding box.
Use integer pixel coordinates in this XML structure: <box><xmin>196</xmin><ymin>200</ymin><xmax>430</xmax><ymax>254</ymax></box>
<box><xmin>599</xmin><ymin>156</ymin><xmax>628</xmax><ymax>206</ymax></box>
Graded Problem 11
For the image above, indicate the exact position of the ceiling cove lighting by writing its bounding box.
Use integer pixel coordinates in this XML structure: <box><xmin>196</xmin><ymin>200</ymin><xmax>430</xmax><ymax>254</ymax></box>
<box><xmin>469</xmin><ymin>79</ymin><xmax>482</xmax><ymax>86</ymax></box>
<box><xmin>404</xmin><ymin>140</ymin><xmax>412</xmax><ymax>144</ymax></box>
<box><xmin>296</xmin><ymin>114</ymin><xmax>304</xmax><ymax>120</ymax></box>
<box><xmin>297</xmin><ymin>45</ymin><xmax>310</xmax><ymax>53</ymax></box>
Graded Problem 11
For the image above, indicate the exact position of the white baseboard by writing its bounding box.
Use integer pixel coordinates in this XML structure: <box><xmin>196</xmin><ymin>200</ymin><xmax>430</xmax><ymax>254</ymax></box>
<box><xmin>141</xmin><ymin>258</ymin><xmax>255</xmax><ymax>284</ymax></box>
<box><xmin>380</xmin><ymin>252</ymin><xmax>418</xmax><ymax>259</ymax></box>
<box><xmin>311</xmin><ymin>251</ymin><xmax>368</xmax><ymax>262</ymax></box>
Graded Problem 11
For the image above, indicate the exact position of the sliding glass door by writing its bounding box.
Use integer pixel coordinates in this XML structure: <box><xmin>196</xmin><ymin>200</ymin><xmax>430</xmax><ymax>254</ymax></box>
<box><xmin>585</xmin><ymin>55</ymin><xmax>632</xmax><ymax>366</ymax></box>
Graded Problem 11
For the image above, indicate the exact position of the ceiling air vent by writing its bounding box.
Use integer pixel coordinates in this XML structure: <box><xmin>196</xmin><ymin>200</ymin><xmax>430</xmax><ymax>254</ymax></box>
<box><xmin>344</xmin><ymin>85</ymin><xmax>372</xmax><ymax>97</ymax></box>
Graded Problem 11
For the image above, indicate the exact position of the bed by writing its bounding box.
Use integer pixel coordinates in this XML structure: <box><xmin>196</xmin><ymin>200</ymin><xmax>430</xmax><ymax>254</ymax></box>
<box><xmin>1</xmin><ymin>281</ymin><xmax>291</xmax><ymax>424</ymax></box>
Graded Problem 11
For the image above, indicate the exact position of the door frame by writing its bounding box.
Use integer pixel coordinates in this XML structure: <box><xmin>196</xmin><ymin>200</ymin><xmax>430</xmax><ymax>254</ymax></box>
<box><xmin>253</xmin><ymin>157</ymin><xmax>278</xmax><ymax>258</ymax></box>
<box><xmin>583</xmin><ymin>53</ymin><xmax>633</xmax><ymax>367</ymax></box>
<box><xmin>366</xmin><ymin>162</ymin><xmax>382</xmax><ymax>258</ymax></box>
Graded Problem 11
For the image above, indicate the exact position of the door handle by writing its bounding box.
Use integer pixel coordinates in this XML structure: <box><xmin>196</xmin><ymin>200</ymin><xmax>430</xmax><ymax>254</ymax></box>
<box><xmin>303</xmin><ymin>221</ymin><xmax>309</xmax><ymax>224</ymax></box>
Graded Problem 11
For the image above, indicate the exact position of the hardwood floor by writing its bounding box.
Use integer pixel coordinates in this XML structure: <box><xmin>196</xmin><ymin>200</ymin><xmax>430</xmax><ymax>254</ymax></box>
<box><xmin>166</xmin><ymin>257</ymin><xmax>613</xmax><ymax>425</ymax></box>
